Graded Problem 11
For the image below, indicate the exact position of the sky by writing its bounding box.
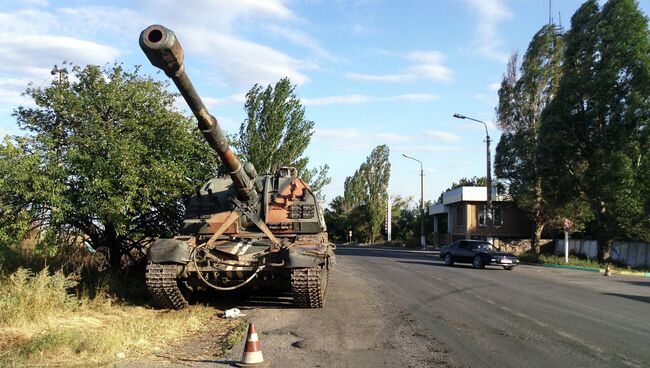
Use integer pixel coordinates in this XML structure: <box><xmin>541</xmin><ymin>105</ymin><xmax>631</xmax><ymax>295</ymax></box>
<box><xmin>1</xmin><ymin>0</ymin><xmax>649</xmax><ymax>207</ymax></box>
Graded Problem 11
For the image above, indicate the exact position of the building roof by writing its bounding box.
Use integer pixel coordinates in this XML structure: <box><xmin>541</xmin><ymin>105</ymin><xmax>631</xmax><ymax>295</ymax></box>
<box><xmin>428</xmin><ymin>186</ymin><xmax>508</xmax><ymax>215</ymax></box>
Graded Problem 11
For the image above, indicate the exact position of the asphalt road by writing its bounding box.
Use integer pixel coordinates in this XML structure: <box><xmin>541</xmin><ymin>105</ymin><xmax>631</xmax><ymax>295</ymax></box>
<box><xmin>137</xmin><ymin>246</ymin><xmax>650</xmax><ymax>368</ymax></box>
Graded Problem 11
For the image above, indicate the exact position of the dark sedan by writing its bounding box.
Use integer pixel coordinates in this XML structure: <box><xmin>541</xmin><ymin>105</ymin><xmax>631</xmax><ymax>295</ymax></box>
<box><xmin>439</xmin><ymin>239</ymin><xmax>519</xmax><ymax>270</ymax></box>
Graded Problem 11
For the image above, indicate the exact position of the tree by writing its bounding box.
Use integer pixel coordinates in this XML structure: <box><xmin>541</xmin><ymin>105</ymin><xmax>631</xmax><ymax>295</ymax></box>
<box><xmin>540</xmin><ymin>0</ymin><xmax>650</xmax><ymax>261</ymax></box>
<box><xmin>494</xmin><ymin>24</ymin><xmax>564</xmax><ymax>253</ymax></box>
<box><xmin>232</xmin><ymin>77</ymin><xmax>331</xmax><ymax>199</ymax></box>
<box><xmin>388</xmin><ymin>195</ymin><xmax>416</xmax><ymax>242</ymax></box>
<box><xmin>2</xmin><ymin>63</ymin><xmax>218</xmax><ymax>268</ymax></box>
<box><xmin>327</xmin><ymin>145</ymin><xmax>391</xmax><ymax>243</ymax></box>
<box><xmin>363</xmin><ymin>145</ymin><xmax>391</xmax><ymax>242</ymax></box>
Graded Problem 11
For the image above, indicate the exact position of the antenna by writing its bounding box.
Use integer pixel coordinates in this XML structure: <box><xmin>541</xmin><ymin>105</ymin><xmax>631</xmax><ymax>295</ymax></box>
<box><xmin>549</xmin><ymin>0</ymin><xmax>552</xmax><ymax>25</ymax></box>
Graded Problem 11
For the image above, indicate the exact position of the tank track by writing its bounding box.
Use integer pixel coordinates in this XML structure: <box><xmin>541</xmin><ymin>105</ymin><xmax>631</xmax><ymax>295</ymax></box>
<box><xmin>145</xmin><ymin>263</ymin><xmax>189</xmax><ymax>310</ymax></box>
<box><xmin>291</xmin><ymin>266</ymin><xmax>328</xmax><ymax>308</ymax></box>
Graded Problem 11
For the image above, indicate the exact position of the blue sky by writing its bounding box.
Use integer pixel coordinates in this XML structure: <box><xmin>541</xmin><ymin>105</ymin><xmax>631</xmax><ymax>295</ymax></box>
<box><xmin>1</xmin><ymin>0</ymin><xmax>649</xmax><ymax>207</ymax></box>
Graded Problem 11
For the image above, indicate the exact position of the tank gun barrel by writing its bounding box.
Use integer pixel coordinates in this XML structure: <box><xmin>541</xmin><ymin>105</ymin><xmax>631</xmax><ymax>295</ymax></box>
<box><xmin>139</xmin><ymin>24</ymin><xmax>254</xmax><ymax>201</ymax></box>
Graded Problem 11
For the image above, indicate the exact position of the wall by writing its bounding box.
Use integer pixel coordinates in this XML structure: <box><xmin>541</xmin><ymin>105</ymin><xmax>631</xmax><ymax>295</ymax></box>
<box><xmin>555</xmin><ymin>239</ymin><xmax>650</xmax><ymax>268</ymax></box>
<box><xmin>497</xmin><ymin>238</ymin><xmax>554</xmax><ymax>255</ymax></box>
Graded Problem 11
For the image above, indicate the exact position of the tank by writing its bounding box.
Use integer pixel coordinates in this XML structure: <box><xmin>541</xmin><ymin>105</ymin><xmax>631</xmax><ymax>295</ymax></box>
<box><xmin>139</xmin><ymin>25</ymin><xmax>334</xmax><ymax>309</ymax></box>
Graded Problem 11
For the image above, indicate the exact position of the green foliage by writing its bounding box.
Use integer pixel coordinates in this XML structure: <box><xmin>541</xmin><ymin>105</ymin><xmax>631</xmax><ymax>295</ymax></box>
<box><xmin>539</xmin><ymin>0</ymin><xmax>650</xmax><ymax>261</ymax></box>
<box><xmin>0</xmin><ymin>268</ymin><xmax>78</xmax><ymax>326</ymax></box>
<box><xmin>1</xmin><ymin>63</ymin><xmax>218</xmax><ymax>267</ymax></box>
<box><xmin>494</xmin><ymin>24</ymin><xmax>564</xmax><ymax>252</ymax></box>
<box><xmin>390</xmin><ymin>195</ymin><xmax>418</xmax><ymax>242</ymax></box>
<box><xmin>326</xmin><ymin>145</ymin><xmax>391</xmax><ymax>243</ymax></box>
<box><xmin>233</xmin><ymin>78</ymin><xmax>331</xmax><ymax>198</ymax></box>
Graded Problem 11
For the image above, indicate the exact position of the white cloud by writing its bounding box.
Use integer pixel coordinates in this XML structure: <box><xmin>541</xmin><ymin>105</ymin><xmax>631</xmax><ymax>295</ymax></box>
<box><xmin>313</xmin><ymin>128</ymin><xmax>413</xmax><ymax>149</ymax></box>
<box><xmin>139</xmin><ymin>0</ymin><xmax>294</xmax><ymax>31</ymax></box>
<box><xmin>303</xmin><ymin>93</ymin><xmax>438</xmax><ymax>106</ymax></box>
<box><xmin>175</xmin><ymin>28</ymin><xmax>315</xmax><ymax>87</ymax></box>
<box><xmin>489</xmin><ymin>82</ymin><xmax>501</xmax><ymax>91</ymax></box>
<box><xmin>264</xmin><ymin>24</ymin><xmax>337</xmax><ymax>62</ymax></box>
<box><xmin>346</xmin><ymin>50</ymin><xmax>452</xmax><ymax>83</ymax></box>
<box><xmin>424</xmin><ymin>131</ymin><xmax>461</xmax><ymax>142</ymax></box>
<box><xmin>56</xmin><ymin>6</ymin><xmax>145</xmax><ymax>39</ymax></box>
<box><xmin>463</xmin><ymin>0</ymin><xmax>513</xmax><ymax>62</ymax></box>
<box><xmin>396</xmin><ymin>145</ymin><xmax>462</xmax><ymax>153</ymax></box>
<box><xmin>204</xmin><ymin>92</ymin><xmax>438</xmax><ymax>107</ymax></box>
<box><xmin>0</xmin><ymin>0</ymin><xmax>316</xmax><ymax>109</ymax></box>
<box><xmin>17</xmin><ymin>0</ymin><xmax>48</xmax><ymax>6</ymax></box>
<box><xmin>0</xmin><ymin>8</ymin><xmax>122</xmax><ymax>106</ymax></box>
<box><xmin>203</xmin><ymin>94</ymin><xmax>247</xmax><ymax>107</ymax></box>
<box><xmin>0</xmin><ymin>78</ymin><xmax>39</xmax><ymax>106</ymax></box>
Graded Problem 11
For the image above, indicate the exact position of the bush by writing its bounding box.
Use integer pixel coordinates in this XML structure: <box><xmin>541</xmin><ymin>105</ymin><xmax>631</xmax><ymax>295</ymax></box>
<box><xmin>0</xmin><ymin>267</ymin><xmax>225</xmax><ymax>366</ymax></box>
<box><xmin>0</xmin><ymin>268</ymin><xmax>78</xmax><ymax>327</ymax></box>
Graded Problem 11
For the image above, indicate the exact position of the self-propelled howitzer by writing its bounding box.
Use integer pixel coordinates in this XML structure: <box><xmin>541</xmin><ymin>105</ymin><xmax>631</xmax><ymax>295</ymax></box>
<box><xmin>139</xmin><ymin>25</ymin><xmax>333</xmax><ymax>309</ymax></box>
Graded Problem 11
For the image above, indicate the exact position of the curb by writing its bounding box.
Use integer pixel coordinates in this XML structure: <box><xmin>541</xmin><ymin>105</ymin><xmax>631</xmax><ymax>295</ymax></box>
<box><xmin>541</xmin><ymin>263</ymin><xmax>600</xmax><ymax>272</ymax></box>
<box><xmin>527</xmin><ymin>262</ymin><xmax>650</xmax><ymax>277</ymax></box>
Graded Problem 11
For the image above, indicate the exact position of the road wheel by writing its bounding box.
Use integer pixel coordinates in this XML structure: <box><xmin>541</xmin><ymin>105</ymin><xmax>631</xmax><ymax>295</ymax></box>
<box><xmin>444</xmin><ymin>253</ymin><xmax>454</xmax><ymax>266</ymax></box>
<box><xmin>473</xmin><ymin>255</ymin><xmax>485</xmax><ymax>269</ymax></box>
<box><xmin>503</xmin><ymin>266</ymin><xmax>514</xmax><ymax>270</ymax></box>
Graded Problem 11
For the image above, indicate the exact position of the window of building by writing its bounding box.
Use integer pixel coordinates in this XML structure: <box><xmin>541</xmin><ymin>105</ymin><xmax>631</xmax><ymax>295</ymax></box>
<box><xmin>456</xmin><ymin>204</ymin><xmax>464</xmax><ymax>226</ymax></box>
<box><xmin>478</xmin><ymin>206</ymin><xmax>502</xmax><ymax>227</ymax></box>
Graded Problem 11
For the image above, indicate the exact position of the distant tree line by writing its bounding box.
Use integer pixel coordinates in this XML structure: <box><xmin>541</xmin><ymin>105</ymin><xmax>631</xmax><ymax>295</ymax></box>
<box><xmin>325</xmin><ymin>145</ymin><xmax>391</xmax><ymax>244</ymax></box>
<box><xmin>494</xmin><ymin>0</ymin><xmax>650</xmax><ymax>261</ymax></box>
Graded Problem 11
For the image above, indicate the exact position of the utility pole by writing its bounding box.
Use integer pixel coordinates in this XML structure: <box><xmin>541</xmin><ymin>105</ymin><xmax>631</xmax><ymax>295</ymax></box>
<box><xmin>386</xmin><ymin>197</ymin><xmax>392</xmax><ymax>242</ymax></box>
<box><xmin>453</xmin><ymin>113</ymin><xmax>492</xmax><ymax>242</ymax></box>
<box><xmin>403</xmin><ymin>154</ymin><xmax>426</xmax><ymax>249</ymax></box>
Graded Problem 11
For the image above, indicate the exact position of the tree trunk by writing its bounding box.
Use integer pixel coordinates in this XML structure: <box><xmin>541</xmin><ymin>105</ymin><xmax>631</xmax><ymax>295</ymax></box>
<box><xmin>531</xmin><ymin>223</ymin><xmax>545</xmax><ymax>254</ymax></box>
<box><xmin>597</xmin><ymin>234</ymin><xmax>611</xmax><ymax>263</ymax></box>
<box><xmin>595</xmin><ymin>208</ymin><xmax>611</xmax><ymax>263</ymax></box>
<box><xmin>531</xmin><ymin>177</ymin><xmax>544</xmax><ymax>254</ymax></box>
<box><xmin>103</xmin><ymin>224</ymin><xmax>122</xmax><ymax>270</ymax></box>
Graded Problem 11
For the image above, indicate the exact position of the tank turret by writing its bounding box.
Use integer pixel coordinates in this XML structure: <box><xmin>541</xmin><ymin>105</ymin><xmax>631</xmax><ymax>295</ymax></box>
<box><xmin>140</xmin><ymin>25</ymin><xmax>333</xmax><ymax>311</ymax></box>
<box><xmin>139</xmin><ymin>24</ymin><xmax>255</xmax><ymax>201</ymax></box>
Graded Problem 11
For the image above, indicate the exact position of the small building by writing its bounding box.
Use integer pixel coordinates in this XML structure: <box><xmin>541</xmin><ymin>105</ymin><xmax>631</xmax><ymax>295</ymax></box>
<box><xmin>429</xmin><ymin>186</ymin><xmax>531</xmax><ymax>246</ymax></box>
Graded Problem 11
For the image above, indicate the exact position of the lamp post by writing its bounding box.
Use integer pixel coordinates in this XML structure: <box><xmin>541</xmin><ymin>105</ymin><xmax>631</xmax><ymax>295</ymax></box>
<box><xmin>453</xmin><ymin>113</ymin><xmax>492</xmax><ymax>242</ymax></box>
<box><xmin>402</xmin><ymin>154</ymin><xmax>425</xmax><ymax>249</ymax></box>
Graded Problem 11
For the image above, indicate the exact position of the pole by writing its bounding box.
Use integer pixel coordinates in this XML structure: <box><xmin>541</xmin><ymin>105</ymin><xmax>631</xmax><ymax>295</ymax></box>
<box><xmin>452</xmin><ymin>113</ymin><xmax>492</xmax><ymax>243</ymax></box>
<box><xmin>486</xmin><ymin>133</ymin><xmax>492</xmax><ymax>243</ymax></box>
<box><xmin>402</xmin><ymin>154</ymin><xmax>426</xmax><ymax>250</ymax></box>
<box><xmin>420</xmin><ymin>166</ymin><xmax>425</xmax><ymax>250</ymax></box>
<box><xmin>386</xmin><ymin>197</ymin><xmax>392</xmax><ymax>242</ymax></box>
<box><xmin>564</xmin><ymin>230</ymin><xmax>569</xmax><ymax>263</ymax></box>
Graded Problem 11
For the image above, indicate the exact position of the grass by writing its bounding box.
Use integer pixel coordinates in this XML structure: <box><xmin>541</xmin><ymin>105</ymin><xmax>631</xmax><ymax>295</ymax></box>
<box><xmin>519</xmin><ymin>252</ymin><xmax>650</xmax><ymax>273</ymax></box>
<box><xmin>0</xmin><ymin>268</ymin><xmax>238</xmax><ymax>367</ymax></box>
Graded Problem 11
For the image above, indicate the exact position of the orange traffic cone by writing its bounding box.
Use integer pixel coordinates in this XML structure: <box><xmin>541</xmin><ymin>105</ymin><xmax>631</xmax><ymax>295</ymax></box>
<box><xmin>604</xmin><ymin>264</ymin><xmax>611</xmax><ymax>276</ymax></box>
<box><xmin>237</xmin><ymin>323</ymin><xmax>268</xmax><ymax>367</ymax></box>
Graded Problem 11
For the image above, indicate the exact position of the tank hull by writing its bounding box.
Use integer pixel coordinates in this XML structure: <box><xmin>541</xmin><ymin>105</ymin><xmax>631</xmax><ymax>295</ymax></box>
<box><xmin>145</xmin><ymin>237</ymin><xmax>334</xmax><ymax>309</ymax></box>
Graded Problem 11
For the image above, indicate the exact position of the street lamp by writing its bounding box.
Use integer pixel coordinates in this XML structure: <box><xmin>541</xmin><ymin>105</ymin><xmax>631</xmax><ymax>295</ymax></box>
<box><xmin>453</xmin><ymin>113</ymin><xmax>493</xmax><ymax>242</ymax></box>
<box><xmin>402</xmin><ymin>154</ymin><xmax>426</xmax><ymax>249</ymax></box>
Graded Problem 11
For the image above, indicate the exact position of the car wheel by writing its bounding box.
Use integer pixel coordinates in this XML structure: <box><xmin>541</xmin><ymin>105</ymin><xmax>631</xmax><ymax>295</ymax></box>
<box><xmin>473</xmin><ymin>255</ymin><xmax>484</xmax><ymax>269</ymax></box>
<box><xmin>444</xmin><ymin>253</ymin><xmax>454</xmax><ymax>266</ymax></box>
<box><xmin>503</xmin><ymin>266</ymin><xmax>514</xmax><ymax>270</ymax></box>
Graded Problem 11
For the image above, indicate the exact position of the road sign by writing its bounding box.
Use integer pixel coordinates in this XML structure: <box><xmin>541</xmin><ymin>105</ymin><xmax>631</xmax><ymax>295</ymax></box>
<box><xmin>563</xmin><ymin>218</ymin><xmax>573</xmax><ymax>232</ymax></box>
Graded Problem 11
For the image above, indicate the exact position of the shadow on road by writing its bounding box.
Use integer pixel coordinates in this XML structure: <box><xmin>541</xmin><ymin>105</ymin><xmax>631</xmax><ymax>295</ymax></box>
<box><xmin>617</xmin><ymin>280</ymin><xmax>650</xmax><ymax>287</ymax></box>
<box><xmin>397</xmin><ymin>259</ymin><xmax>503</xmax><ymax>271</ymax></box>
<box><xmin>335</xmin><ymin>246</ymin><xmax>437</xmax><ymax>262</ymax></box>
<box><xmin>603</xmin><ymin>293</ymin><xmax>650</xmax><ymax>304</ymax></box>
<box><xmin>191</xmin><ymin>289</ymin><xmax>295</xmax><ymax>311</ymax></box>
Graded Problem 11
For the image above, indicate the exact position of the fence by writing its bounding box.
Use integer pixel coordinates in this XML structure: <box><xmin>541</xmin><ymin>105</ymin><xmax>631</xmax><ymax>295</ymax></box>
<box><xmin>555</xmin><ymin>239</ymin><xmax>650</xmax><ymax>268</ymax></box>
